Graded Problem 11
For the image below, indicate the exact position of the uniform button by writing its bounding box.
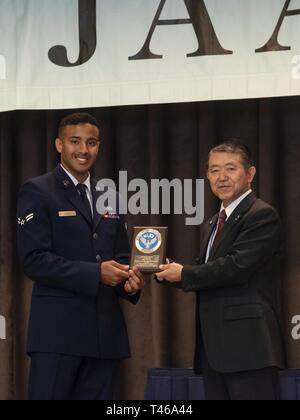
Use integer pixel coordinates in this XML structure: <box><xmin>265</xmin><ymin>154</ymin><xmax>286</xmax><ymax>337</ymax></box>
<box><xmin>96</xmin><ymin>255</ymin><xmax>101</xmax><ymax>262</ymax></box>
<box><xmin>93</xmin><ymin>233</ymin><xmax>98</xmax><ymax>240</ymax></box>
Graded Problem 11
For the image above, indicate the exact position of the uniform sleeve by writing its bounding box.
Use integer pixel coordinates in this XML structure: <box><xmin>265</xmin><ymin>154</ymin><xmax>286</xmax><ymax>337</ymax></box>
<box><xmin>113</xmin><ymin>212</ymin><xmax>140</xmax><ymax>304</ymax></box>
<box><xmin>181</xmin><ymin>207</ymin><xmax>282</xmax><ymax>292</ymax></box>
<box><xmin>17</xmin><ymin>181</ymin><xmax>100</xmax><ymax>297</ymax></box>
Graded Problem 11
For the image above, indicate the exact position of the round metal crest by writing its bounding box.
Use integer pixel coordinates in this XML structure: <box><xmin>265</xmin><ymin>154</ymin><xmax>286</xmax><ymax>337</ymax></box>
<box><xmin>135</xmin><ymin>229</ymin><xmax>162</xmax><ymax>254</ymax></box>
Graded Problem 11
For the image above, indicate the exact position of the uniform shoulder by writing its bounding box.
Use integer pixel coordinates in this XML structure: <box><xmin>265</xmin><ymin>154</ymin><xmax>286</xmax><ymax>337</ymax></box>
<box><xmin>20</xmin><ymin>171</ymin><xmax>56</xmax><ymax>195</ymax></box>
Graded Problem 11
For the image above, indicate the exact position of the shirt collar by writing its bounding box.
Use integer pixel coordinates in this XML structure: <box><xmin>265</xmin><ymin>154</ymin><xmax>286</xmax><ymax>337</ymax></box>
<box><xmin>60</xmin><ymin>164</ymin><xmax>91</xmax><ymax>194</ymax></box>
<box><xmin>221</xmin><ymin>189</ymin><xmax>252</xmax><ymax>219</ymax></box>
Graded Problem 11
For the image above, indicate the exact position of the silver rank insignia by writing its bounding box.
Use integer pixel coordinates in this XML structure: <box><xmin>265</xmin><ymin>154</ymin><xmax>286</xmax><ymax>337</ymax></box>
<box><xmin>18</xmin><ymin>213</ymin><xmax>35</xmax><ymax>226</ymax></box>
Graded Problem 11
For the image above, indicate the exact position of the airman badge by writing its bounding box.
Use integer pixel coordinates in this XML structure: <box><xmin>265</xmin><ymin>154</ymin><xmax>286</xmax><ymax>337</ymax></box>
<box><xmin>18</xmin><ymin>213</ymin><xmax>35</xmax><ymax>226</ymax></box>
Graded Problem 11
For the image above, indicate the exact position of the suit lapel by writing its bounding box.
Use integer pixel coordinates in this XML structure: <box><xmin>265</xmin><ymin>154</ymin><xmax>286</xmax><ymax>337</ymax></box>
<box><xmin>91</xmin><ymin>178</ymin><xmax>104</xmax><ymax>231</ymax></box>
<box><xmin>208</xmin><ymin>192</ymin><xmax>257</xmax><ymax>260</ymax></box>
<box><xmin>54</xmin><ymin>165</ymin><xmax>93</xmax><ymax>226</ymax></box>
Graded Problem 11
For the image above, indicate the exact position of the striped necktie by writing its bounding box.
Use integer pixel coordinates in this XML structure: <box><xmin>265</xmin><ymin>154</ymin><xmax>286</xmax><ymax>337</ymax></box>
<box><xmin>215</xmin><ymin>209</ymin><xmax>227</xmax><ymax>240</ymax></box>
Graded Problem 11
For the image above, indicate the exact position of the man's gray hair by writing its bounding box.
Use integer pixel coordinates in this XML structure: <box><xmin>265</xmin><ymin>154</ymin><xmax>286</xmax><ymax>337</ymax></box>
<box><xmin>208</xmin><ymin>139</ymin><xmax>254</xmax><ymax>169</ymax></box>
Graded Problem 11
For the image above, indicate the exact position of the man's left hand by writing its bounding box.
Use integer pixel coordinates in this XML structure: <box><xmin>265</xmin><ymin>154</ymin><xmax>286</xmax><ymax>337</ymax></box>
<box><xmin>156</xmin><ymin>263</ymin><xmax>183</xmax><ymax>283</ymax></box>
<box><xmin>124</xmin><ymin>267</ymin><xmax>146</xmax><ymax>295</ymax></box>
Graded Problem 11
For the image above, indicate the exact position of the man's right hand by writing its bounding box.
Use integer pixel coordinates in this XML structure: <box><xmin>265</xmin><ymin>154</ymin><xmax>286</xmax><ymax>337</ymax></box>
<box><xmin>100</xmin><ymin>261</ymin><xmax>130</xmax><ymax>287</ymax></box>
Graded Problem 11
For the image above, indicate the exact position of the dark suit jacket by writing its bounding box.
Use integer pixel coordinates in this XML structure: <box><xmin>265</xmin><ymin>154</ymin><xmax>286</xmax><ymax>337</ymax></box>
<box><xmin>17</xmin><ymin>165</ymin><xmax>138</xmax><ymax>359</ymax></box>
<box><xmin>181</xmin><ymin>192</ymin><xmax>285</xmax><ymax>373</ymax></box>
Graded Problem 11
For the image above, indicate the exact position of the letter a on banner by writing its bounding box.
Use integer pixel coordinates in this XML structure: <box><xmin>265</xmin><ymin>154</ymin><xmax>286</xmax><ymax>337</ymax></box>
<box><xmin>129</xmin><ymin>0</ymin><xmax>232</xmax><ymax>60</ymax></box>
<box><xmin>48</xmin><ymin>0</ymin><xmax>97</xmax><ymax>67</ymax></box>
<box><xmin>256</xmin><ymin>0</ymin><xmax>300</xmax><ymax>52</ymax></box>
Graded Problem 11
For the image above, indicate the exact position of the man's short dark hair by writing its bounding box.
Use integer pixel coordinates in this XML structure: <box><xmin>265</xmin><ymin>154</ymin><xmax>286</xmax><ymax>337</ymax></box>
<box><xmin>58</xmin><ymin>112</ymin><xmax>100</xmax><ymax>138</ymax></box>
<box><xmin>208</xmin><ymin>139</ymin><xmax>254</xmax><ymax>169</ymax></box>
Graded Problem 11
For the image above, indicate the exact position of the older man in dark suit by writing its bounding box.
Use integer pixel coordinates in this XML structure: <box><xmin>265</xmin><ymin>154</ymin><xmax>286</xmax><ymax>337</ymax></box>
<box><xmin>17</xmin><ymin>112</ymin><xmax>144</xmax><ymax>400</ymax></box>
<box><xmin>157</xmin><ymin>141</ymin><xmax>285</xmax><ymax>400</ymax></box>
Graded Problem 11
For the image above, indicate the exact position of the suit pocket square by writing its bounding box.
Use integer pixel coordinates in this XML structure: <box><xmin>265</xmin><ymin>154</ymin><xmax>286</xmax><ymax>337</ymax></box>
<box><xmin>58</xmin><ymin>211</ymin><xmax>77</xmax><ymax>217</ymax></box>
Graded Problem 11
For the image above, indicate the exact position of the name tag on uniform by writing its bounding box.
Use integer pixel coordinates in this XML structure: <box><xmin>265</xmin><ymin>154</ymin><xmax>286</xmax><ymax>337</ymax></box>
<box><xmin>58</xmin><ymin>211</ymin><xmax>77</xmax><ymax>218</ymax></box>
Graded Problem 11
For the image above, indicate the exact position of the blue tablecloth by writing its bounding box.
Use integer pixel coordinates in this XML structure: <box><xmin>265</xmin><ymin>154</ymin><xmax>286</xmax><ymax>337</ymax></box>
<box><xmin>145</xmin><ymin>368</ymin><xmax>300</xmax><ymax>400</ymax></box>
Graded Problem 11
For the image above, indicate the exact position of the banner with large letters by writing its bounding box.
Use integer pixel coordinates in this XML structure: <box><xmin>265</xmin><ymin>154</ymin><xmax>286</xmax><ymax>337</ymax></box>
<box><xmin>1</xmin><ymin>0</ymin><xmax>300</xmax><ymax>111</ymax></box>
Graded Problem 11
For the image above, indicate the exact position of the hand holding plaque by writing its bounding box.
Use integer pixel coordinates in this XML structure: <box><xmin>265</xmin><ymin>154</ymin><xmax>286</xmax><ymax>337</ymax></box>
<box><xmin>130</xmin><ymin>227</ymin><xmax>168</xmax><ymax>273</ymax></box>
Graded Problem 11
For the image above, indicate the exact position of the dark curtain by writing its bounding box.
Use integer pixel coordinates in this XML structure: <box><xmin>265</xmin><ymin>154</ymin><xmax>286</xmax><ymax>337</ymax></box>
<box><xmin>0</xmin><ymin>97</ymin><xmax>300</xmax><ymax>400</ymax></box>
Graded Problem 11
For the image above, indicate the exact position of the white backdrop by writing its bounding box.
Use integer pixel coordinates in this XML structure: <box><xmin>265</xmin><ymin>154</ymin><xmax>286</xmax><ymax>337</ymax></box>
<box><xmin>1</xmin><ymin>0</ymin><xmax>300</xmax><ymax>111</ymax></box>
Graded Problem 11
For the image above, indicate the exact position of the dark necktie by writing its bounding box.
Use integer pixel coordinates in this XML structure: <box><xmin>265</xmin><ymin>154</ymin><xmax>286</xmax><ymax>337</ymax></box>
<box><xmin>215</xmin><ymin>209</ymin><xmax>227</xmax><ymax>240</ymax></box>
<box><xmin>206</xmin><ymin>209</ymin><xmax>227</xmax><ymax>261</ymax></box>
<box><xmin>76</xmin><ymin>184</ymin><xmax>93</xmax><ymax>221</ymax></box>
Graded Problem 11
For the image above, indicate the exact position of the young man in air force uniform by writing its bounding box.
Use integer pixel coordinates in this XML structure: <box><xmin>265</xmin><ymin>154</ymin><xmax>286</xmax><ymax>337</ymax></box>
<box><xmin>17</xmin><ymin>113</ymin><xmax>144</xmax><ymax>400</ymax></box>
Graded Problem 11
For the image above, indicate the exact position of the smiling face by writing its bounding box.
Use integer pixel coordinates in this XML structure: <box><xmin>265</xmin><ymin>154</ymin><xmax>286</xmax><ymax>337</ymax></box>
<box><xmin>207</xmin><ymin>152</ymin><xmax>256</xmax><ymax>207</ymax></box>
<box><xmin>55</xmin><ymin>123</ymin><xmax>100</xmax><ymax>183</ymax></box>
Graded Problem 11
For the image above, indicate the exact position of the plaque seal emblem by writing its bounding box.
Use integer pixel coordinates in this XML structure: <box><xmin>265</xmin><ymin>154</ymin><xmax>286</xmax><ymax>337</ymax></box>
<box><xmin>135</xmin><ymin>229</ymin><xmax>162</xmax><ymax>254</ymax></box>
